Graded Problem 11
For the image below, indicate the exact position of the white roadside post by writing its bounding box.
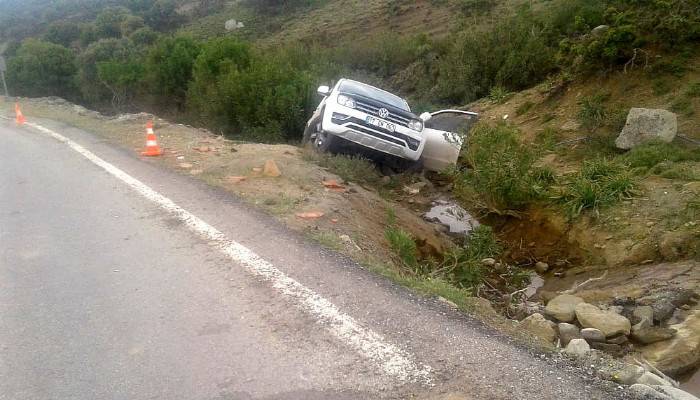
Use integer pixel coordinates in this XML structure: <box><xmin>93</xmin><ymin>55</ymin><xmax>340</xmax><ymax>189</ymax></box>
<box><xmin>0</xmin><ymin>56</ymin><xmax>8</xmax><ymax>97</ymax></box>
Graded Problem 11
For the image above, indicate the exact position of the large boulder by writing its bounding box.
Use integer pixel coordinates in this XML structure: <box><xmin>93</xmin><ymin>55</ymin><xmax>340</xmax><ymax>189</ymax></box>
<box><xmin>632</xmin><ymin>326</ymin><xmax>677</xmax><ymax>345</ymax></box>
<box><xmin>545</xmin><ymin>294</ymin><xmax>585</xmax><ymax>322</ymax></box>
<box><xmin>581</xmin><ymin>327</ymin><xmax>606</xmax><ymax>342</ymax></box>
<box><xmin>576</xmin><ymin>303</ymin><xmax>632</xmax><ymax>337</ymax></box>
<box><xmin>652</xmin><ymin>386</ymin><xmax>700</xmax><ymax>400</ymax></box>
<box><xmin>642</xmin><ymin>310</ymin><xmax>700</xmax><ymax>376</ymax></box>
<box><xmin>518</xmin><ymin>313</ymin><xmax>557</xmax><ymax>344</ymax></box>
<box><xmin>615</xmin><ymin>108</ymin><xmax>677</xmax><ymax>150</ymax></box>
<box><xmin>630</xmin><ymin>384</ymin><xmax>672</xmax><ymax>400</ymax></box>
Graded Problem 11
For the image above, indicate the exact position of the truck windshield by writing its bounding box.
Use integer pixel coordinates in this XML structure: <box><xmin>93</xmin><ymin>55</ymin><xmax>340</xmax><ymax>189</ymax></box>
<box><xmin>339</xmin><ymin>81</ymin><xmax>409</xmax><ymax>111</ymax></box>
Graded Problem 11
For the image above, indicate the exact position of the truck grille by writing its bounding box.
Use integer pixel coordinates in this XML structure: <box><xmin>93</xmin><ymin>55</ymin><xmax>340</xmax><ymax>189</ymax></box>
<box><xmin>355</xmin><ymin>99</ymin><xmax>410</xmax><ymax>128</ymax></box>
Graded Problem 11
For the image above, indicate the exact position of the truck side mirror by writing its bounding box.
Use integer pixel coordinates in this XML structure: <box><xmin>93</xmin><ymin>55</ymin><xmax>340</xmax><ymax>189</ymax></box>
<box><xmin>317</xmin><ymin>85</ymin><xmax>331</xmax><ymax>97</ymax></box>
<box><xmin>419</xmin><ymin>112</ymin><xmax>432</xmax><ymax>122</ymax></box>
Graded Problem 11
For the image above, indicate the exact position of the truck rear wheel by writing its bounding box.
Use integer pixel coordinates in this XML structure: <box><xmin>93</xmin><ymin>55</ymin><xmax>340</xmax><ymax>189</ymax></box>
<box><xmin>313</xmin><ymin>131</ymin><xmax>340</xmax><ymax>153</ymax></box>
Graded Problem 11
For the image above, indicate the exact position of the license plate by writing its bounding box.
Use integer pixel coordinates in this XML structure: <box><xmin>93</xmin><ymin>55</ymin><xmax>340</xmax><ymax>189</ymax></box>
<box><xmin>366</xmin><ymin>116</ymin><xmax>395</xmax><ymax>132</ymax></box>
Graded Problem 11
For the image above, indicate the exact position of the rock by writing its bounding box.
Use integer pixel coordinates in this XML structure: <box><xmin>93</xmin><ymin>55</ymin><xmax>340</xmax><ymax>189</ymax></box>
<box><xmin>660</xmin><ymin>231</ymin><xmax>694</xmax><ymax>261</ymax></box>
<box><xmin>564</xmin><ymin>338</ymin><xmax>590</xmax><ymax>357</ymax></box>
<box><xmin>581</xmin><ymin>328</ymin><xmax>606</xmax><ymax>343</ymax></box>
<box><xmin>607</xmin><ymin>334</ymin><xmax>629</xmax><ymax>345</ymax></box>
<box><xmin>652</xmin><ymin>386</ymin><xmax>700</xmax><ymax>400</ymax></box>
<box><xmin>633</xmin><ymin>306</ymin><xmax>655</xmax><ymax>325</ymax></box>
<box><xmin>591</xmin><ymin>25</ymin><xmax>610</xmax><ymax>36</ymax></box>
<box><xmin>481</xmin><ymin>258</ymin><xmax>496</xmax><ymax>267</ymax></box>
<box><xmin>263</xmin><ymin>160</ymin><xmax>282</xmax><ymax>177</ymax></box>
<box><xmin>629</xmin><ymin>384</ymin><xmax>672</xmax><ymax>400</ymax></box>
<box><xmin>558</xmin><ymin>323</ymin><xmax>581</xmax><ymax>347</ymax></box>
<box><xmin>545</xmin><ymin>294</ymin><xmax>585</xmax><ymax>323</ymax></box>
<box><xmin>642</xmin><ymin>310</ymin><xmax>700</xmax><ymax>376</ymax></box>
<box><xmin>653</xmin><ymin>300</ymin><xmax>678</xmax><ymax>323</ymax></box>
<box><xmin>650</xmin><ymin>290</ymin><xmax>696</xmax><ymax>323</ymax></box>
<box><xmin>575</xmin><ymin>303</ymin><xmax>632</xmax><ymax>337</ymax></box>
<box><xmin>615</xmin><ymin>108</ymin><xmax>677</xmax><ymax>150</ymax></box>
<box><xmin>632</xmin><ymin>326</ymin><xmax>677</xmax><ymax>345</ymax></box>
<box><xmin>518</xmin><ymin>313</ymin><xmax>557</xmax><ymax>344</ymax></box>
<box><xmin>224</xmin><ymin>19</ymin><xmax>245</xmax><ymax>31</ymax></box>
<box><xmin>590</xmin><ymin>342</ymin><xmax>624</xmax><ymax>356</ymax></box>
<box><xmin>613</xmin><ymin>364</ymin><xmax>646</xmax><ymax>385</ymax></box>
<box><xmin>178</xmin><ymin>162</ymin><xmax>193</xmax><ymax>169</ymax></box>
<box><xmin>637</xmin><ymin>372</ymin><xmax>673</xmax><ymax>387</ymax></box>
<box><xmin>535</xmin><ymin>261</ymin><xmax>549</xmax><ymax>274</ymax></box>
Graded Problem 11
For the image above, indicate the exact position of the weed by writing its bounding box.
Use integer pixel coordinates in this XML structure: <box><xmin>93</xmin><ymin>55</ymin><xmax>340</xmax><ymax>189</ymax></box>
<box><xmin>385</xmin><ymin>210</ymin><xmax>420</xmax><ymax>272</ymax></box>
<box><xmin>535</xmin><ymin>128</ymin><xmax>558</xmax><ymax>151</ymax></box>
<box><xmin>652</xmin><ymin>79</ymin><xmax>672</xmax><ymax>96</ymax></box>
<box><xmin>304</xmin><ymin>151</ymin><xmax>382</xmax><ymax>186</ymax></box>
<box><xmin>623</xmin><ymin>141</ymin><xmax>700</xmax><ymax>170</ymax></box>
<box><xmin>652</xmin><ymin>162</ymin><xmax>700</xmax><ymax>181</ymax></box>
<box><xmin>515</xmin><ymin>101</ymin><xmax>535</xmax><ymax>116</ymax></box>
<box><xmin>687</xmin><ymin>82</ymin><xmax>700</xmax><ymax>98</ymax></box>
<box><xmin>541</xmin><ymin>112</ymin><xmax>556</xmax><ymax>123</ymax></box>
<box><xmin>671</xmin><ymin>98</ymin><xmax>694</xmax><ymax>116</ymax></box>
<box><xmin>438</xmin><ymin>225</ymin><xmax>501</xmax><ymax>291</ymax></box>
<box><xmin>458</xmin><ymin>0</ymin><xmax>497</xmax><ymax>16</ymax></box>
<box><xmin>488</xmin><ymin>86</ymin><xmax>512</xmax><ymax>104</ymax></box>
<box><xmin>308</xmin><ymin>230</ymin><xmax>344</xmax><ymax>251</ymax></box>
<box><xmin>560</xmin><ymin>158</ymin><xmax>636</xmax><ymax>217</ymax></box>
<box><xmin>462</xmin><ymin>124</ymin><xmax>554</xmax><ymax>211</ymax></box>
<box><xmin>577</xmin><ymin>94</ymin><xmax>608</xmax><ymax>132</ymax></box>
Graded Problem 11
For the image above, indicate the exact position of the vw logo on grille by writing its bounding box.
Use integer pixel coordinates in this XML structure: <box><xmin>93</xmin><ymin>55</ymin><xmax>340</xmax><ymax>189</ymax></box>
<box><xmin>378</xmin><ymin>108</ymin><xmax>390</xmax><ymax>119</ymax></box>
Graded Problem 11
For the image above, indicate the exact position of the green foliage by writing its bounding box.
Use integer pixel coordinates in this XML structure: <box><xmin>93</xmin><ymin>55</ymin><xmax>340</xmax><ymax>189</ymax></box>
<box><xmin>560</xmin><ymin>158</ymin><xmax>635</xmax><ymax>217</ymax></box>
<box><xmin>77</xmin><ymin>38</ymin><xmax>136</xmax><ymax>104</ymax></box>
<box><xmin>622</xmin><ymin>141</ymin><xmax>700</xmax><ymax>170</ymax></box>
<box><xmin>7</xmin><ymin>39</ymin><xmax>78</xmax><ymax>99</ymax></box>
<box><xmin>129</xmin><ymin>27</ymin><xmax>159</xmax><ymax>46</ymax></box>
<box><xmin>439</xmin><ymin>225</ymin><xmax>501</xmax><ymax>290</ymax></box>
<box><xmin>304</xmin><ymin>152</ymin><xmax>382</xmax><ymax>185</ymax></box>
<box><xmin>95</xmin><ymin>7</ymin><xmax>131</xmax><ymax>39</ymax></box>
<box><xmin>577</xmin><ymin>94</ymin><xmax>608</xmax><ymax>132</ymax></box>
<box><xmin>43</xmin><ymin>21</ymin><xmax>81</xmax><ymax>47</ymax></box>
<box><xmin>488</xmin><ymin>86</ymin><xmax>511</xmax><ymax>104</ymax></box>
<box><xmin>145</xmin><ymin>35</ymin><xmax>201</xmax><ymax>109</ymax></box>
<box><xmin>687</xmin><ymin>82</ymin><xmax>700</xmax><ymax>98</ymax></box>
<box><xmin>187</xmin><ymin>39</ymin><xmax>315</xmax><ymax>140</ymax></box>
<box><xmin>385</xmin><ymin>224</ymin><xmax>420</xmax><ymax>271</ymax></box>
<box><xmin>96</xmin><ymin>59</ymin><xmax>145</xmax><ymax>110</ymax></box>
<box><xmin>460</xmin><ymin>124</ymin><xmax>554</xmax><ymax>211</ymax></box>
<box><xmin>515</xmin><ymin>101</ymin><xmax>535</xmax><ymax>116</ymax></box>
<box><xmin>242</xmin><ymin>0</ymin><xmax>327</xmax><ymax>15</ymax></box>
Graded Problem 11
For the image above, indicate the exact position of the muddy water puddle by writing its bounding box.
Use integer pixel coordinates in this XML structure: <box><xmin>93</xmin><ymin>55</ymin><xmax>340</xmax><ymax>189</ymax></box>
<box><xmin>424</xmin><ymin>200</ymin><xmax>480</xmax><ymax>236</ymax></box>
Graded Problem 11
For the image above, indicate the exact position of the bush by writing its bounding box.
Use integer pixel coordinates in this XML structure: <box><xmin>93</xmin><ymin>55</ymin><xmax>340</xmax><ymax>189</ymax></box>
<box><xmin>145</xmin><ymin>35</ymin><xmax>201</xmax><ymax>110</ymax></box>
<box><xmin>439</xmin><ymin>225</ymin><xmax>501</xmax><ymax>290</ymax></box>
<box><xmin>459</xmin><ymin>124</ymin><xmax>554</xmax><ymax>211</ymax></box>
<box><xmin>77</xmin><ymin>38</ymin><xmax>137</xmax><ymax>105</ymax></box>
<box><xmin>43</xmin><ymin>21</ymin><xmax>81</xmax><ymax>47</ymax></box>
<box><xmin>623</xmin><ymin>141</ymin><xmax>700</xmax><ymax>170</ymax></box>
<box><xmin>7</xmin><ymin>39</ymin><xmax>78</xmax><ymax>99</ymax></box>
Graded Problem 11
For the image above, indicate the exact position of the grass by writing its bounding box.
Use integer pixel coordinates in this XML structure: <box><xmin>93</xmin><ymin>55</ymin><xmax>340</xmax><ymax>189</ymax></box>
<box><xmin>488</xmin><ymin>86</ymin><xmax>512</xmax><ymax>104</ymax></box>
<box><xmin>577</xmin><ymin>94</ymin><xmax>608</xmax><ymax>132</ymax></box>
<box><xmin>307</xmin><ymin>230</ymin><xmax>344</xmax><ymax>251</ymax></box>
<box><xmin>622</xmin><ymin>141</ymin><xmax>700</xmax><ymax>171</ymax></box>
<box><xmin>559</xmin><ymin>158</ymin><xmax>636</xmax><ymax>217</ymax></box>
<box><xmin>303</xmin><ymin>151</ymin><xmax>383</xmax><ymax>186</ymax></box>
<box><xmin>515</xmin><ymin>101</ymin><xmax>535</xmax><ymax>116</ymax></box>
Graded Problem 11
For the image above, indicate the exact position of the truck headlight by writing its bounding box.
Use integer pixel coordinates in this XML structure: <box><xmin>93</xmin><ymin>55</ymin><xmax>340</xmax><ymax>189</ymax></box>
<box><xmin>337</xmin><ymin>95</ymin><xmax>356</xmax><ymax>109</ymax></box>
<box><xmin>408</xmin><ymin>119</ymin><xmax>423</xmax><ymax>132</ymax></box>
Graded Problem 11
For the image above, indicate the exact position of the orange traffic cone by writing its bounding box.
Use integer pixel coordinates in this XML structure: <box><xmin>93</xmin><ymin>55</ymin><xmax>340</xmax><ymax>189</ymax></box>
<box><xmin>141</xmin><ymin>121</ymin><xmax>162</xmax><ymax>156</ymax></box>
<box><xmin>15</xmin><ymin>103</ymin><xmax>26</xmax><ymax>125</ymax></box>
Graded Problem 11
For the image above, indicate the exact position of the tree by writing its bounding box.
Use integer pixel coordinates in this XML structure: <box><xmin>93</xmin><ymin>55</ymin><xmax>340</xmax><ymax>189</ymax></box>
<box><xmin>43</xmin><ymin>21</ymin><xmax>81</xmax><ymax>47</ymax></box>
<box><xmin>77</xmin><ymin>38</ymin><xmax>136</xmax><ymax>104</ymax></box>
<box><xmin>144</xmin><ymin>0</ymin><xmax>185</xmax><ymax>32</ymax></box>
<box><xmin>95</xmin><ymin>7</ymin><xmax>131</xmax><ymax>39</ymax></box>
<box><xmin>6</xmin><ymin>39</ymin><xmax>78</xmax><ymax>99</ymax></box>
<box><xmin>145</xmin><ymin>35</ymin><xmax>200</xmax><ymax>109</ymax></box>
<box><xmin>97</xmin><ymin>59</ymin><xmax>145</xmax><ymax>110</ymax></box>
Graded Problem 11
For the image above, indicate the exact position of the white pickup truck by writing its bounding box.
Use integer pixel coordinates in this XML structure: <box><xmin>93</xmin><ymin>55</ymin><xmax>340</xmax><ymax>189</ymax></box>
<box><xmin>303</xmin><ymin>79</ymin><xmax>478</xmax><ymax>171</ymax></box>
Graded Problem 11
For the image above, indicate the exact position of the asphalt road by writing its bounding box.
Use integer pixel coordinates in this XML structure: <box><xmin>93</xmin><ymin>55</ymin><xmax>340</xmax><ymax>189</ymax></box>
<box><xmin>0</xmin><ymin>119</ymin><xmax>630</xmax><ymax>400</ymax></box>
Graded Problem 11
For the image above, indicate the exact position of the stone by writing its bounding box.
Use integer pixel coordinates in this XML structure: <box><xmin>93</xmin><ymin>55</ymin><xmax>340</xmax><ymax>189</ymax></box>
<box><xmin>178</xmin><ymin>162</ymin><xmax>193</xmax><ymax>169</ymax></box>
<box><xmin>637</xmin><ymin>372</ymin><xmax>673</xmax><ymax>387</ymax></box>
<box><xmin>652</xmin><ymin>386</ymin><xmax>700</xmax><ymax>400</ymax></box>
<box><xmin>545</xmin><ymin>294</ymin><xmax>585</xmax><ymax>323</ymax></box>
<box><xmin>263</xmin><ymin>160</ymin><xmax>282</xmax><ymax>177</ymax></box>
<box><xmin>615</xmin><ymin>108</ymin><xmax>677</xmax><ymax>150</ymax></box>
<box><xmin>629</xmin><ymin>384</ymin><xmax>672</xmax><ymax>400</ymax></box>
<box><xmin>481</xmin><ymin>258</ymin><xmax>496</xmax><ymax>267</ymax></box>
<box><xmin>558</xmin><ymin>323</ymin><xmax>581</xmax><ymax>347</ymax></box>
<box><xmin>517</xmin><ymin>313</ymin><xmax>557</xmax><ymax>344</ymax></box>
<box><xmin>575</xmin><ymin>303</ymin><xmax>632</xmax><ymax>337</ymax></box>
<box><xmin>535</xmin><ymin>261</ymin><xmax>549</xmax><ymax>274</ymax></box>
<box><xmin>633</xmin><ymin>306</ymin><xmax>655</xmax><ymax>325</ymax></box>
<box><xmin>224</xmin><ymin>19</ymin><xmax>245</xmax><ymax>31</ymax></box>
<box><xmin>581</xmin><ymin>328</ymin><xmax>606</xmax><ymax>343</ymax></box>
<box><xmin>632</xmin><ymin>326</ymin><xmax>677</xmax><ymax>345</ymax></box>
<box><xmin>660</xmin><ymin>231</ymin><xmax>694</xmax><ymax>261</ymax></box>
<box><xmin>591</xmin><ymin>25</ymin><xmax>610</xmax><ymax>36</ymax></box>
<box><xmin>653</xmin><ymin>300</ymin><xmax>678</xmax><ymax>323</ymax></box>
<box><xmin>613</xmin><ymin>364</ymin><xmax>646</xmax><ymax>385</ymax></box>
<box><xmin>607</xmin><ymin>334</ymin><xmax>629</xmax><ymax>345</ymax></box>
<box><xmin>564</xmin><ymin>338</ymin><xmax>590</xmax><ymax>357</ymax></box>
<box><xmin>642</xmin><ymin>310</ymin><xmax>700</xmax><ymax>376</ymax></box>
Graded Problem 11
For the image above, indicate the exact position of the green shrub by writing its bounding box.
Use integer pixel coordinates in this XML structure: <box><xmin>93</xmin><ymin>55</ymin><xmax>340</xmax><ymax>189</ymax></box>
<box><xmin>439</xmin><ymin>225</ymin><xmax>501</xmax><ymax>290</ymax></box>
<box><xmin>145</xmin><ymin>35</ymin><xmax>201</xmax><ymax>109</ymax></box>
<box><xmin>488</xmin><ymin>86</ymin><xmax>511</xmax><ymax>104</ymax></box>
<box><xmin>460</xmin><ymin>124</ymin><xmax>554</xmax><ymax>211</ymax></box>
<box><xmin>385</xmin><ymin>225</ymin><xmax>420</xmax><ymax>271</ymax></box>
<box><xmin>7</xmin><ymin>39</ymin><xmax>78</xmax><ymax>99</ymax></box>
<box><xmin>77</xmin><ymin>38</ymin><xmax>136</xmax><ymax>105</ymax></box>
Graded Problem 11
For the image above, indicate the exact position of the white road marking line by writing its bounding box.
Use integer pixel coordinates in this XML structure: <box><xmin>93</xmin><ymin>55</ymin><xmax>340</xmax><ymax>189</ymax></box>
<box><xmin>23</xmin><ymin>121</ymin><xmax>433</xmax><ymax>385</ymax></box>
